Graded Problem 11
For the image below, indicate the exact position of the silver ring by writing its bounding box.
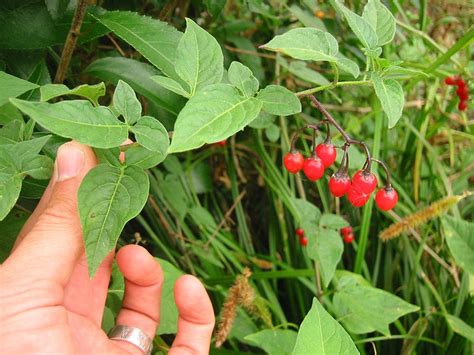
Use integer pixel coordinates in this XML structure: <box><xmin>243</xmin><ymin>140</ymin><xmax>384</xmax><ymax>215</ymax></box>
<box><xmin>108</xmin><ymin>325</ymin><xmax>153</xmax><ymax>355</ymax></box>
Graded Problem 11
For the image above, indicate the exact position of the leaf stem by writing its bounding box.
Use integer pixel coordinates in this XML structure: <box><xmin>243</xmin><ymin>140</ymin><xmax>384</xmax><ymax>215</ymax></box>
<box><xmin>295</xmin><ymin>80</ymin><xmax>371</xmax><ymax>96</ymax></box>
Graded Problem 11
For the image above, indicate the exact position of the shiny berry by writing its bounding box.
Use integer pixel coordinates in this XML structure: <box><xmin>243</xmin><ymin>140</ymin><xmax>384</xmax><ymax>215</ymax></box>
<box><xmin>375</xmin><ymin>187</ymin><xmax>398</xmax><ymax>211</ymax></box>
<box><xmin>295</xmin><ymin>228</ymin><xmax>305</xmax><ymax>237</ymax></box>
<box><xmin>455</xmin><ymin>78</ymin><xmax>465</xmax><ymax>87</ymax></box>
<box><xmin>284</xmin><ymin>151</ymin><xmax>304</xmax><ymax>174</ymax></box>
<box><xmin>456</xmin><ymin>85</ymin><xmax>469</xmax><ymax>101</ymax></box>
<box><xmin>444</xmin><ymin>76</ymin><xmax>456</xmax><ymax>85</ymax></box>
<box><xmin>352</xmin><ymin>170</ymin><xmax>378</xmax><ymax>194</ymax></box>
<box><xmin>340</xmin><ymin>226</ymin><xmax>353</xmax><ymax>236</ymax></box>
<box><xmin>458</xmin><ymin>100</ymin><xmax>468</xmax><ymax>111</ymax></box>
<box><xmin>303</xmin><ymin>157</ymin><xmax>325</xmax><ymax>181</ymax></box>
<box><xmin>347</xmin><ymin>185</ymin><xmax>370</xmax><ymax>207</ymax></box>
<box><xmin>299</xmin><ymin>236</ymin><xmax>308</xmax><ymax>246</ymax></box>
<box><xmin>343</xmin><ymin>233</ymin><xmax>354</xmax><ymax>244</ymax></box>
<box><xmin>316</xmin><ymin>143</ymin><xmax>337</xmax><ymax>167</ymax></box>
<box><xmin>329</xmin><ymin>173</ymin><xmax>351</xmax><ymax>197</ymax></box>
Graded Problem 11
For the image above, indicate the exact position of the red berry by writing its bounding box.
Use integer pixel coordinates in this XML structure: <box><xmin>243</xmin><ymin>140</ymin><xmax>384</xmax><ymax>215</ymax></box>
<box><xmin>343</xmin><ymin>233</ymin><xmax>354</xmax><ymax>244</ymax></box>
<box><xmin>352</xmin><ymin>170</ymin><xmax>378</xmax><ymax>194</ymax></box>
<box><xmin>316</xmin><ymin>143</ymin><xmax>337</xmax><ymax>167</ymax></box>
<box><xmin>456</xmin><ymin>85</ymin><xmax>469</xmax><ymax>101</ymax></box>
<box><xmin>295</xmin><ymin>228</ymin><xmax>305</xmax><ymax>237</ymax></box>
<box><xmin>299</xmin><ymin>236</ymin><xmax>308</xmax><ymax>246</ymax></box>
<box><xmin>444</xmin><ymin>76</ymin><xmax>456</xmax><ymax>85</ymax></box>
<box><xmin>303</xmin><ymin>157</ymin><xmax>325</xmax><ymax>181</ymax></box>
<box><xmin>455</xmin><ymin>78</ymin><xmax>465</xmax><ymax>87</ymax></box>
<box><xmin>347</xmin><ymin>184</ymin><xmax>370</xmax><ymax>207</ymax></box>
<box><xmin>458</xmin><ymin>100</ymin><xmax>468</xmax><ymax>111</ymax></box>
<box><xmin>215</xmin><ymin>139</ymin><xmax>227</xmax><ymax>147</ymax></box>
<box><xmin>340</xmin><ymin>226</ymin><xmax>353</xmax><ymax>236</ymax></box>
<box><xmin>284</xmin><ymin>151</ymin><xmax>304</xmax><ymax>174</ymax></box>
<box><xmin>375</xmin><ymin>187</ymin><xmax>398</xmax><ymax>211</ymax></box>
<box><xmin>329</xmin><ymin>173</ymin><xmax>351</xmax><ymax>197</ymax></box>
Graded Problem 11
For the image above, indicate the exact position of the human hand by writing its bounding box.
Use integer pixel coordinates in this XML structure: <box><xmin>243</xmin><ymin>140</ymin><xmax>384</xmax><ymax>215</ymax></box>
<box><xmin>0</xmin><ymin>142</ymin><xmax>215</xmax><ymax>354</ymax></box>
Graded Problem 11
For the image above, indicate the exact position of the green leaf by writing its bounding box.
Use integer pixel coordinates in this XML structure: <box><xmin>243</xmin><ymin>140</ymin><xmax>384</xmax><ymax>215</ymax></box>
<box><xmin>0</xmin><ymin>102</ymin><xmax>23</xmax><ymax>125</ymax></box>
<box><xmin>307</xmin><ymin>229</ymin><xmax>344</xmax><ymax>288</ymax></box>
<box><xmin>228</xmin><ymin>36</ymin><xmax>265</xmax><ymax>82</ymax></box>
<box><xmin>372</xmin><ymin>73</ymin><xmax>404</xmax><ymax>128</ymax></box>
<box><xmin>288</xmin><ymin>5</ymin><xmax>327</xmax><ymax>30</ymax></box>
<box><xmin>244</xmin><ymin>329</ymin><xmax>298</xmax><ymax>355</ymax></box>
<box><xmin>40</xmin><ymin>83</ymin><xmax>106</xmax><ymax>106</ymax></box>
<box><xmin>150</xmin><ymin>76</ymin><xmax>190</xmax><ymax>98</ymax></box>
<box><xmin>332</xmin><ymin>0</ymin><xmax>378</xmax><ymax>49</ymax></box>
<box><xmin>0</xmin><ymin>171</ymin><xmax>22</xmax><ymax>221</ymax></box>
<box><xmin>262</xmin><ymin>28</ymin><xmax>339</xmax><ymax>62</ymax></box>
<box><xmin>284</xmin><ymin>60</ymin><xmax>330</xmax><ymax>86</ymax></box>
<box><xmin>292</xmin><ymin>198</ymin><xmax>321</xmax><ymax>228</ymax></box>
<box><xmin>131</xmin><ymin>116</ymin><xmax>169</xmax><ymax>155</ymax></box>
<box><xmin>79</xmin><ymin>164</ymin><xmax>149</xmax><ymax>276</ymax></box>
<box><xmin>175</xmin><ymin>18</ymin><xmax>224</xmax><ymax>96</ymax></box>
<box><xmin>0</xmin><ymin>119</ymin><xmax>24</xmax><ymax>143</ymax></box>
<box><xmin>382</xmin><ymin>65</ymin><xmax>429</xmax><ymax>79</ymax></box>
<box><xmin>96</xmin><ymin>11</ymin><xmax>182</xmax><ymax>80</ymax></box>
<box><xmin>84</xmin><ymin>57</ymin><xmax>185</xmax><ymax>116</ymax></box>
<box><xmin>169</xmin><ymin>84</ymin><xmax>262</xmax><ymax>153</ymax></box>
<box><xmin>11</xmin><ymin>99</ymin><xmax>128</xmax><ymax>149</ymax></box>
<box><xmin>442</xmin><ymin>216</ymin><xmax>474</xmax><ymax>274</ymax></box>
<box><xmin>156</xmin><ymin>258</ymin><xmax>184</xmax><ymax>334</ymax></box>
<box><xmin>113</xmin><ymin>80</ymin><xmax>142</xmax><ymax>125</ymax></box>
<box><xmin>22</xmin><ymin>155</ymin><xmax>53</xmax><ymax>180</ymax></box>
<box><xmin>0</xmin><ymin>71</ymin><xmax>39</xmax><ymax>106</ymax></box>
<box><xmin>265</xmin><ymin>124</ymin><xmax>280</xmax><ymax>142</ymax></box>
<box><xmin>445</xmin><ymin>314</ymin><xmax>474</xmax><ymax>342</ymax></box>
<box><xmin>319</xmin><ymin>214</ymin><xmax>349</xmax><ymax>230</ymax></box>
<box><xmin>292</xmin><ymin>298</ymin><xmax>359</xmax><ymax>355</ymax></box>
<box><xmin>125</xmin><ymin>146</ymin><xmax>166</xmax><ymax>169</ymax></box>
<box><xmin>0</xmin><ymin>209</ymin><xmax>29</xmax><ymax>262</ymax></box>
<box><xmin>0</xmin><ymin>135</ymin><xmax>51</xmax><ymax>172</ymax></box>
<box><xmin>249</xmin><ymin>112</ymin><xmax>275</xmax><ymax>129</ymax></box>
<box><xmin>335</xmin><ymin>53</ymin><xmax>360</xmax><ymax>78</ymax></box>
<box><xmin>228</xmin><ymin>61</ymin><xmax>259</xmax><ymax>97</ymax></box>
<box><xmin>257</xmin><ymin>85</ymin><xmax>301</xmax><ymax>116</ymax></box>
<box><xmin>362</xmin><ymin>0</ymin><xmax>396</xmax><ymax>46</ymax></box>
<box><xmin>333</xmin><ymin>277</ymin><xmax>419</xmax><ymax>335</ymax></box>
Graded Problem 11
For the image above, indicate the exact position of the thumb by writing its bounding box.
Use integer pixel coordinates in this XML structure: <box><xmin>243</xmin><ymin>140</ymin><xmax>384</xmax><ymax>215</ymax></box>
<box><xmin>7</xmin><ymin>141</ymin><xmax>97</xmax><ymax>284</ymax></box>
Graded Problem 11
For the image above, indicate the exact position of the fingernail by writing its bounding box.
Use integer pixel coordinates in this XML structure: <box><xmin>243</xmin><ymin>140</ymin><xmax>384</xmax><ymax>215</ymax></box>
<box><xmin>56</xmin><ymin>143</ymin><xmax>85</xmax><ymax>181</ymax></box>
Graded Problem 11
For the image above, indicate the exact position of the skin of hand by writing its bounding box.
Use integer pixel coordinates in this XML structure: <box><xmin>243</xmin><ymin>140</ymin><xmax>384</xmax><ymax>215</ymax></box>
<box><xmin>0</xmin><ymin>142</ymin><xmax>215</xmax><ymax>354</ymax></box>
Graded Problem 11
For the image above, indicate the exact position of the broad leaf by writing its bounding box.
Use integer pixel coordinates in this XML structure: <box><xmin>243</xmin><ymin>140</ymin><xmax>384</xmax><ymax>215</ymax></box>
<box><xmin>333</xmin><ymin>277</ymin><xmax>419</xmax><ymax>335</ymax></box>
<box><xmin>228</xmin><ymin>61</ymin><xmax>259</xmax><ymax>97</ymax></box>
<box><xmin>96</xmin><ymin>11</ymin><xmax>182</xmax><ymax>80</ymax></box>
<box><xmin>333</xmin><ymin>1</ymin><xmax>378</xmax><ymax>49</ymax></box>
<box><xmin>0</xmin><ymin>171</ymin><xmax>22</xmax><ymax>221</ymax></box>
<box><xmin>292</xmin><ymin>198</ymin><xmax>321</xmax><ymax>229</ymax></box>
<box><xmin>40</xmin><ymin>83</ymin><xmax>106</xmax><ymax>106</ymax></box>
<box><xmin>442</xmin><ymin>216</ymin><xmax>474</xmax><ymax>274</ymax></box>
<box><xmin>0</xmin><ymin>119</ymin><xmax>24</xmax><ymax>143</ymax></box>
<box><xmin>372</xmin><ymin>73</ymin><xmax>404</xmax><ymax>128</ymax></box>
<box><xmin>113</xmin><ymin>80</ymin><xmax>142</xmax><ymax>125</ymax></box>
<box><xmin>156</xmin><ymin>258</ymin><xmax>184</xmax><ymax>334</ymax></box>
<box><xmin>335</xmin><ymin>53</ymin><xmax>360</xmax><ymax>78</ymax></box>
<box><xmin>445</xmin><ymin>314</ymin><xmax>474</xmax><ymax>342</ymax></box>
<box><xmin>79</xmin><ymin>164</ymin><xmax>149</xmax><ymax>276</ymax></box>
<box><xmin>11</xmin><ymin>99</ymin><xmax>128</xmax><ymax>148</ymax></box>
<box><xmin>169</xmin><ymin>84</ymin><xmax>262</xmax><ymax>153</ymax></box>
<box><xmin>150</xmin><ymin>76</ymin><xmax>190</xmax><ymax>98</ymax></box>
<box><xmin>257</xmin><ymin>85</ymin><xmax>301</xmax><ymax>116</ymax></box>
<box><xmin>125</xmin><ymin>146</ymin><xmax>167</xmax><ymax>169</ymax></box>
<box><xmin>319</xmin><ymin>214</ymin><xmax>349</xmax><ymax>230</ymax></box>
<box><xmin>175</xmin><ymin>18</ymin><xmax>224</xmax><ymax>96</ymax></box>
<box><xmin>0</xmin><ymin>102</ymin><xmax>23</xmax><ymax>125</ymax></box>
<box><xmin>84</xmin><ymin>57</ymin><xmax>185</xmax><ymax>116</ymax></box>
<box><xmin>362</xmin><ymin>0</ymin><xmax>396</xmax><ymax>46</ymax></box>
<box><xmin>262</xmin><ymin>28</ymin><xmax>339</xmax><ymax>62</ymax></box>
<box><xmin>292</xmin><ymin>298</ymin><xmax>359</xmax><ymax>355</ymax></box>
<box><xmin>0</xmin><ymin>71</ymin><xmax>39</xmax><ymax>106</ymax></box>
<box><xmin>244</xmin><ymin>329</ymin><xmax>298</xmax><ymax>355</ymax></box>
<box><xmin>283</xmin><ymin>60</ymin><xmax>330</xmax><ymax>86</ymax></box>
<box><xmin>131</xmin><ymin>116</ymin><xmax>169</xmax><ymax>155</ymax></box>
<box><xmin>22</xmin><ymin>155</ymin><xmax>53</xmax><ymax>180</ymax></box>
<box><xmin>307</xmin><ymin>229</ymin><xmax>344</xmax><ymax>288</ymax></box>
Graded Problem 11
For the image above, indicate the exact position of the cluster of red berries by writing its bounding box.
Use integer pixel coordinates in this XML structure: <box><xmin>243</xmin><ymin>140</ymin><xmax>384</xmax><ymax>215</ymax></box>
<box><xmin>295</xmin><ymin>228</ymin><xmax>308</xmax><ymax>246</ymax></box>
<box><xmin>444</xmin><ymin>76</ymin><xmax>469</xmax><ymax>111</ymax></box>
<box><xmin>340</xmin><ymin>226</ymin><xmax>354</xmax><ymax>244</ymax></box>
<box><xmin>284</xmin><ymin>141</ymin><xmax>398</xmax><ymax>211</ymax></box>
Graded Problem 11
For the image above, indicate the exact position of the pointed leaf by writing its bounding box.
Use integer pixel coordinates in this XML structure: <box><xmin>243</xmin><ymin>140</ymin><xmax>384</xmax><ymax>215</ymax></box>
<box><xmin>262</xmin><ymin>28</ymin><xmax>339</xmax><ymax>62</ymax></box>
<box><xmin>257</xmin><ymin>85</ymin><xmax>301</xmax><ymax>116</ymax></box>
<box><xmin>362</xmin><ymin>0</ymin><xmax>396</xmax><ymax>46</ymax></box>
<box><xmin>292</xmin><ymin>298</ymin><xmax>359</xmax><ymax>355</ymax></box>
<box><xmin>0</xmin><ymin>171</ymin><xmax>22</xmax><ymax>221</ymax></box>
<box><xmin>442</xmin><ymin>216</ymin><xmax>474</xmax><ymax>274</ymax></box>
<box><xmin>96</xmin><ymin>11</ymin><xmax>182</xmax><ymax>80</ymax></box>
<box><xmin>11</xmin><ymin>99</ymin><xmax>128</xmax><ymax>148</ymax></box>
<box><xmin>335</xmin><ymin>53</ymin><xmax>360</xmax><ymax>78</ymax></box>
<box><xmin>372</xmin><ymin>73</ymin><xmax>404</xmax><ymax>128</ymax></box>
<box><xmin>227</xmin><ymin>61</ymin><xmax>259</xmax><ymax>97</ymax></box>
<box><xmin>169</xmin><ymin>84</ymin><xmax>262</xmax><ymax>153</ymax></box>
<box><xmin>151</xmin><ymin>76</ymin><xmax>190</xmax><ymax>98</ymax></box>
<box><xmin>79</xmin><ymin>164</ymin><xmax>149</xmax><ymax>276</ymax></box>
<box><xmin>175</xmin><ymin>18</ymin><xmax>224</xmax><ymax>96</ymax></box>
<box><xmin>245</xmin><ymin>329</ymin><xmax>298</xmax><ymax>355</ymax></box>
<box><xmin>22</xmin><ymin>155</ymin><xmax>53</xmax><ymax>180</ymax></box>
<box><xmin>131</xmin><ymin>116</ymin><xmax>169</xmax><ymax>155</ymax></box>
<box><xmin>445</xmin><ymin>314</ymin><xmax>474</xmax><ymax>342</ymax></box>
<box><xmin>113</xmin><ymin>80</ymin><xmax>142</xmax><ymax>125</ymax></box>
<box><xmin>40</xmin><ymin>83</ymin><xmax>106</xmax><ymax>106</ymax></box>
<box><xmin>125</xmin><ymin>146</ymin><xmax>166</xmax><ymax>169</ymax></box>
<box><xmin>0</xmin><ymin>71</ymin><xmax>39</xmax><ymax>106</ymax></box>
